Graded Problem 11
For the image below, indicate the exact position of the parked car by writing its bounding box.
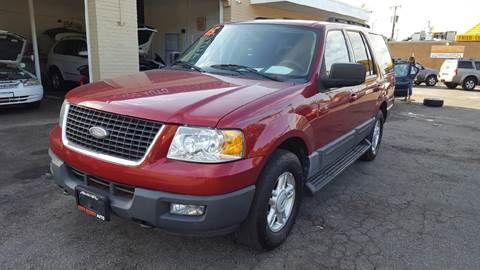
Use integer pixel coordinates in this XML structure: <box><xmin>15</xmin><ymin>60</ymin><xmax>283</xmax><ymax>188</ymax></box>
<box><xmin>414</xmin><ymin>63</ymin><xmax>438</xmax><ymax>86</ymax></box>
<box><xmin>393</xmin><ymin>60</ymin><xmax>412</xmax><ymax>97</ymax></box>
<box><xmin>0</xmin><ymin>30</ymin><xmax>43</xmax><ymax>107</ymax></box>
<box><xmin>49</xmin><ymin>20</ymin><xmax>394</xmax><ymax>250</ymax></box>
<box><xmin>439</xmin><ymin>59</ymin><xmax>480</xmax><ymax>90</ymax></box>
<box><xmin>47</xmin><ymin>25</ymin><xmax>163</xmax><ymax>90</ymax></box>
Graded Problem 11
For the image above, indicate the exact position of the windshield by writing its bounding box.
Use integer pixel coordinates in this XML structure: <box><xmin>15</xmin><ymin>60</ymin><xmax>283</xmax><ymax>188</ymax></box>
<box><xmin>394</xmin><ymin>63</ymin><xmax>409</xmax><ymax>77</ymax></box>
<box><xmin>177</xmin><ymin>24</ymin><xmax>318</xmax><ymax>82</ymax></box>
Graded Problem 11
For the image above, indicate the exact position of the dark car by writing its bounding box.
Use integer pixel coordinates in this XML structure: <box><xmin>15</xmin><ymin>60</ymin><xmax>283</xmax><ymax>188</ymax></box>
<box><xmin>414</xmin><ymin>63</ymin><xmax>438</xmax><ymax>87</ymax></box>
<box><xmin>49</xmin><ymin>20</ymin><xmax>394</xmax><ymax>250</ymax></box>
<box><xmin>394</xmin><ymin>60</ymin><xmax>411</xmax><ymax>97</ymax></box>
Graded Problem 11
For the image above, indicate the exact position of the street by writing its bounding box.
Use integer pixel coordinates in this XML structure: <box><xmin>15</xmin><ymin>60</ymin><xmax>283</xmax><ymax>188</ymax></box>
<box><xmin>1</xmin><ymin>86</ymin><xmax>479</xmax><ymax>270</ymax></box>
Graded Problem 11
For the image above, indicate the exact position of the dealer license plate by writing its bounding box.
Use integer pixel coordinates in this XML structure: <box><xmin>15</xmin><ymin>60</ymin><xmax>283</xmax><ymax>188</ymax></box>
<box><xmin>75</xmin><ymin>186</ymin><xmax>110</xmax><ymax>221</ymax></box>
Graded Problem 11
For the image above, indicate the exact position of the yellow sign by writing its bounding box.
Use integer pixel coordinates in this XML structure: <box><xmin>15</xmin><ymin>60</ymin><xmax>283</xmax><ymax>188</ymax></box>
<box><xmin>456</xmin><ymin>35</ymin><xmax>480</xmax><ymax>42</ymax></box>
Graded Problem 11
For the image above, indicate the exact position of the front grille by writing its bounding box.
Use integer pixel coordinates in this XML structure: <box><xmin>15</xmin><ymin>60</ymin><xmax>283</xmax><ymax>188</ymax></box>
<box><xmin>65</xmin><ymin>105</ymin><xmax>163</xmax><ymax>162</ymax></box>
<box><xmin>0</xmin><ymin>82</ymin><xmax>20</xmax><ymax>89</ymax></box>
<box><xmin>0</xmin><ymin>95</ymin><xmax>29</xmax><ymax>104</ymax></box>
<box><xmin>69</xmin><ymin>166</ymin><xmax>135</xmax><ymax>199</ymax></box>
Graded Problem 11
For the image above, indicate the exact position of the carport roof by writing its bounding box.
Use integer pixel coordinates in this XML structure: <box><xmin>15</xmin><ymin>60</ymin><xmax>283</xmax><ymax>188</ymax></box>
<box><xmin>250</xmin><ymin>0</ymin><xmax>370</xmax><ymax>22</ymax></box>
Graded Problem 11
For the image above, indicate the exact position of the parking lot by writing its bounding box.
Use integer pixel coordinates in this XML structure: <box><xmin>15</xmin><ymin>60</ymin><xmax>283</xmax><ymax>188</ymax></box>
<box><xmin>1</xmin><ymin>85</ymin><xmax>479</xmax><ymax>270</ymax></box>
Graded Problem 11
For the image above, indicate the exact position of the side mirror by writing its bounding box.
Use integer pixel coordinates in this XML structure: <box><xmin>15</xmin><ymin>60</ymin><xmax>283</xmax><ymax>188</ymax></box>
<box><xmin>78</xmin><ymin>51</ymin><xmax>88</xmax><ymax>57</ymax></box>
<box><xmin>322</xmin><ymin>63</ymin><xmax>366</xmax><ymax>89</ymax></box>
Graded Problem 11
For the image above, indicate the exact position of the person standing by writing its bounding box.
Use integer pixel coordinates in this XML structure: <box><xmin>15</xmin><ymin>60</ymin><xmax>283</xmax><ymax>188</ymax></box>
<box><xmin>405</xmin><ymin>56</ymin><xmax>420</xmax><ymax>102</ymax></box>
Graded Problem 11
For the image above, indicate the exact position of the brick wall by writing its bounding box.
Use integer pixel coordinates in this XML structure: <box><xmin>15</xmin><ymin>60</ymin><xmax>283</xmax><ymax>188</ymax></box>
<box><xmin>87</xmin><ymin>0</ymin><xmax>139</xmax><ymax>81</ymax></box>
<box><xmin>388</xmin><ymin>41</ymin><xmax>480</xmax><ymax>70</ymax></box>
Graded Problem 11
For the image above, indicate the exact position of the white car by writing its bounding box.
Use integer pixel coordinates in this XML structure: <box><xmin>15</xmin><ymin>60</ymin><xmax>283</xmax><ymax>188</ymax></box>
<box><xmin>47</xmin><ymin>25</ymin><xmax>161</xmax><ymax>91</ymax></box>
<box><xmin>0</xmin><ymin>30</ymin><xmax>43</xmax><ymax>107</ymax></box>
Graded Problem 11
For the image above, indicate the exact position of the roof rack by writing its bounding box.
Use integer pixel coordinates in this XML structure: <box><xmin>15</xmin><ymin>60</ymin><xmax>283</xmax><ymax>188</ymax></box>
<box><xmin>327</xmin><ymin>17</ymin><xmax>370</xmax><ymax>29</ymax></box>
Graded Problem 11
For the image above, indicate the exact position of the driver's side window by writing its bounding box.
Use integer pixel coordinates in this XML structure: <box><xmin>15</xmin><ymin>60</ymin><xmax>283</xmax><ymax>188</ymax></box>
<box><xmin>324</xmin><ymin>31</ymin><xmax>350</xmax><ymax>75</ymax></box>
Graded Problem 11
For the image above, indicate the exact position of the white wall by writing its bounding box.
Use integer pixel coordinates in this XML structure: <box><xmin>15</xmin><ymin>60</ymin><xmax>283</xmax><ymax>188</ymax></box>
<box><xmin>0</xmin><ymin>0</ymin><xmax>84</xmax><ymax>58</ymax></box>
<box><xmin>144</xmin><ymin>0</ymin><xmax>219</xmax><ymax>61</ymax></box>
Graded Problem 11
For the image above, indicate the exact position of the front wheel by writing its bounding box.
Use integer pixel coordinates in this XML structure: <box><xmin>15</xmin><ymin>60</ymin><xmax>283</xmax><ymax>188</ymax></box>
<box><xmin>235</xmin><ymin>149</ymin><xmax>303</xmax><ymax>250</ymax></box>
<box><xmin>361</xmin><ymin>111</ymin><xmax>384</xmax><ymax>161</ymax></box>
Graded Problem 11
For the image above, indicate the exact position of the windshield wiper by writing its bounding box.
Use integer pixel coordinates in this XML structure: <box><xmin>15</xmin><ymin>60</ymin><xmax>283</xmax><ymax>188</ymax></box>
<box><xmin>209</xmin><ymin>64</ymin><xmax>282</xmax><ymax>82</ymax></box>
<box><xmin>171</xmin><ymin>61</ymin><xmax>204</xmax><ymax>72</ymax></box>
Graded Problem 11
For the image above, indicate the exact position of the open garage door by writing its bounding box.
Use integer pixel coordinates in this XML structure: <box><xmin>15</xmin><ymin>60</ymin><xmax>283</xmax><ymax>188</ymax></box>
<box><xmin>144</xmin><ymin>0</ymin><xmax>222</xmax><ymax>65</ymax></box>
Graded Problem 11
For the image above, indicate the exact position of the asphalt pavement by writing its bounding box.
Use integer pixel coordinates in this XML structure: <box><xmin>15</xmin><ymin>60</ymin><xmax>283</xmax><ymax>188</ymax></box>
<box><xmin>0</xmin><ymin>87</ymin><xmax>479</xmax><ymax>270</ymax></box>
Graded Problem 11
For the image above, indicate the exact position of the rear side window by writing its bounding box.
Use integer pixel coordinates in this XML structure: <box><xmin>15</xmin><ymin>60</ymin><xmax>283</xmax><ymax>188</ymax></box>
<box><xmin>347</xmin><ymin>31</ymin><xmax>375</xmax><ymax>76</ymax></box>
<box><xmin>54</xmin><ymin>40</ymin><xmax>86</xmax><ymax>56</ymax></box>
<box><xmin>368</xmin><ymin>34</ymin><xmax>393</xmax><ymax>75</ymax></box>
<box><xmin>323</xmin><ymin>31</ymin><xmax>350</xmax><ymax>74</ymax></box>
<box><xmin>458</xmin><ymin>61</ymin><xmax>474</xmax><ymax>69</ymax></box>
<box><xmin>475</xmin><ymin>62</ymin><xmax>480</xmax><ymax>70</ymax></box>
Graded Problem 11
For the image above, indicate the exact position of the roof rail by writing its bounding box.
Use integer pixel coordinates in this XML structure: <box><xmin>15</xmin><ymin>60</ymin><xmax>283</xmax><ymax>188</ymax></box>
<box><xmin>327</xmin><ymin>17</ymin><xmax>370</xmax><ymax>29</ymax></box>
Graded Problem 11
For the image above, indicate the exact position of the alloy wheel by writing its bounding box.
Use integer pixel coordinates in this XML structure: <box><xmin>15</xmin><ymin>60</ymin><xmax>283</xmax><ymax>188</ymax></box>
<box><xmin>267</xmin><ymin>172</ymin><xmax>296</xmax><ymax>233</ymax></box>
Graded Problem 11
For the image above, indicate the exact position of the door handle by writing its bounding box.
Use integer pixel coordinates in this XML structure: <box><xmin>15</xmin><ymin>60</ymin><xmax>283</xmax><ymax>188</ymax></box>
<box><xmin>349</xmin><ymin>93</ymin><xmax>358</xmax><ymax>102</ymax></box>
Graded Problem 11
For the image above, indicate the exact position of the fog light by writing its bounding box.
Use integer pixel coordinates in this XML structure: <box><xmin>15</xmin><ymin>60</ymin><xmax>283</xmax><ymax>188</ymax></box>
<box><xmin>170</xmin><ymin>203</ymin><xmax>205</xmax><ymax>216</ymax></box>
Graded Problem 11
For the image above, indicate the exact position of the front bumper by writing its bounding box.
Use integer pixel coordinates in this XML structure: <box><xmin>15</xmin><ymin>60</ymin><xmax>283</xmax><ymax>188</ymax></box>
<box><xmin>49</xmin><ymin>149</ymin><xmax>255</xmax><ymax>236</ymax></box>
<box><xmin>0</xmin><ymin>84</ymin><xmax>43</xmax><ymax>106</ymax></box>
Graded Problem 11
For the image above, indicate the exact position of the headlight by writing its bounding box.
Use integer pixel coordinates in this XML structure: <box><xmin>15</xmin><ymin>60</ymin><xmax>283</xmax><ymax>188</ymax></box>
<box><xmin>23</xmin><ymin>79</ymin><xmax>40</xmax><ymax>87</ymax></box>
<box><xmin>59</xmin><ymin>101</ymin><xmax>68</xmax><ymax>126</ymax></box>
<box><xmin>167</xmin><ymin>126</ymin><xmax>244</xmax><ymax>163</ymax></box>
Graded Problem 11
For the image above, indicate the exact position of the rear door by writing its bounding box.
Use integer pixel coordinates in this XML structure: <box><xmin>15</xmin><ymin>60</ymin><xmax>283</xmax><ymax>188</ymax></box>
<box><xmin>344</xmin><ymin>30</ymin><xmax>379</xmax><ymax>132</ymax></box>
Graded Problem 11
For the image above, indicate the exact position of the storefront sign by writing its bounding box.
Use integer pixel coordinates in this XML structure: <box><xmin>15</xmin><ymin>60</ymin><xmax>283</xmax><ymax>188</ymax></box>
<box><xmin>430</xmin><ymin>45</ymin><xmax>465</xmax><ymax>59</ymax></box>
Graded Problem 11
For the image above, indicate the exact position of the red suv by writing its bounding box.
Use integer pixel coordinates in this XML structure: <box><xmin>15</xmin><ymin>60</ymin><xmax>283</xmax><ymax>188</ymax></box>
<box><xmin>49</xmin><ymin>20</ymin><xmax>394</xmax><ymax>250</ymax></box>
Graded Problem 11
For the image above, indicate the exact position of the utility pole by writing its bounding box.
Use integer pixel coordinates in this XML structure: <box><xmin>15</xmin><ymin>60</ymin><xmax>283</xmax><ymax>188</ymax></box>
<box><xmin>390</xmin><ymin>5</ymin><xmax>401</xmax><ymax>40</ymax></box>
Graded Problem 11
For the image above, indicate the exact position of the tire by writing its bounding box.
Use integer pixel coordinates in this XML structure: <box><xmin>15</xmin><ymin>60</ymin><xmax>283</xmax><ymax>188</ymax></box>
<box><xmin>423</xmin><ymin>98</ymin><xmax>444</xmax><ymax>107</ymax></box>
<box><xmin>425</xmin><ymin>75</ymin><xmax>438</xmax><ymax>87</ymax></box>
<box><xmin>235</xmin><ymin>149</ymin><xmax>303</xmax><ymax>250</ymax></box>
<box><xmin>49</xmin><ymin>67</ymin><xmax>65</xmax><ymax>91</ymax></box>
<box><xmin>445</xmin><ymin>83</ymin><xmax>458</xmax><ymax>89</ymax></box>
<box><xmin>462</xmin><ymin>77</ymin><xmax>477</xmax><ymax>91</ymax></box>
<box><xmin>360</xmin><ymin>111</ymin><xmax>384</xmax><ymax>161</ymax></box>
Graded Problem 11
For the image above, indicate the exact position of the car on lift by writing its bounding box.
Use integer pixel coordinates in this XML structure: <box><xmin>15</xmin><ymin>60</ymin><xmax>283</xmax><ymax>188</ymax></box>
<box><xmin>0</xmin><ymin>30</ymin><xmax>43</xmax><ymax>107</ymax></box>
<box><xmin>49</xmin><ymin>20</ymin><xmax>394</xmax><ymax>250</ymax></box>
<box><xmin>413</xmin><ymin>63</ymin><xmax>438</xmax><ymax>87</ymax></box>
<box><xmin>46</xmin><ymin>25</ymin><xmax>164</xmax><ymax>90</ymax></box>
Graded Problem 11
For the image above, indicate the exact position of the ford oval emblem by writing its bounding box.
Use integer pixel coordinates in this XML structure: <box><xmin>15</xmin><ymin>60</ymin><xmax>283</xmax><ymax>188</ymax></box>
<box><xmin>89</xmin><ymin>126</ymin><xmax>108</xmax><ymax>139</ymax></box>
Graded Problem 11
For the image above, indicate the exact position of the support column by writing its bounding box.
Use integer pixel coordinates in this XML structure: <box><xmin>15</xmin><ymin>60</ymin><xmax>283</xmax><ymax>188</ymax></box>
<box><xmin>85</xmin><ymin>0</ymin><xmax>139</xmax><ymax>81</ymax></box>
<box><xmin>27</xmin><ymin>0</ymin><xmax>41</xmax><ymax>82</ymax></box>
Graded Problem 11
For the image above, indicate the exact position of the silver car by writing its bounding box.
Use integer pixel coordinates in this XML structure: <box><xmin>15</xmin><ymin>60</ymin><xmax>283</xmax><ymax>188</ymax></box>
<box><xmin>414</xmin><ymin>63</ymin><xmax>438</xmax><ymax>87</ymax></box>
<box><xmin>439</xmin><ymin>59</ymin><xmax>480</xmax><ymax>90</ymax></box>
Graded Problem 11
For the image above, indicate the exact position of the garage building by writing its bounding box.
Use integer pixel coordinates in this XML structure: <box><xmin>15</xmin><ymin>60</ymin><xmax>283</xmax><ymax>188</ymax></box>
<box><xmin>0</xmin><ymin>0</ymin><xmax>369</xmax><ymax>83</ymax></box>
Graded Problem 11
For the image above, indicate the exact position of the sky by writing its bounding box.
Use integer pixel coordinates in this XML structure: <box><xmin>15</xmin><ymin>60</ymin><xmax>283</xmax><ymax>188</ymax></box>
<box><xmin>347</xmin><ymin>0</ymin><xmax>480</xmax><ymax>40</ymax></box>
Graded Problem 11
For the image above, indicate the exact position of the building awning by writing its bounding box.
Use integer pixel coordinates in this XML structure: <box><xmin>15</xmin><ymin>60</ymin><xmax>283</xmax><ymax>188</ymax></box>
<box><xmin>456</xmin><ymin>23</ymin><xmax>480</xmax><ymax>42</ymax></box>
<box><xmin>250</xmin><ymin>0</ymin><xmax>370</xmax><ymax>22</ymax></box>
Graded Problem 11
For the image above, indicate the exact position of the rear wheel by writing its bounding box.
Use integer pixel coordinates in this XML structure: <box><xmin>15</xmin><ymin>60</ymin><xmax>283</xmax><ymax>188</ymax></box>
<box><xmin>235</xmin><ymin>149</ymin><xmax>303</xmax><ymax>250</ymax></box>
<box><xmin>361</xmin><ymin>111</ymin><xmax>384</xmax><ymax>161</ymax></box>
<box><xmin>49</xmin><ymin>67</ymin><xmax>65</xmax><ymax>91</ymax></box>
<box><xmin>445</xmin><ymin>82</ymin><xmax>458</xmax><ymax>89</ymax></box>
<box><xmin>426</xmin><ymin>75</ymin><xmax>438</xmax><ymax>87</ymax></box>
<box><xmin>462</xmin><ymin>77</ymin><xmax>477</xmax><ymax>91</ymax></box>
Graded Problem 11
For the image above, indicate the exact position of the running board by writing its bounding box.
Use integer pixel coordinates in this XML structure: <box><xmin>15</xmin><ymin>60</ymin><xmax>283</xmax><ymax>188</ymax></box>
<box><xmin>305</xmin><ymin>140</ymin><xmax>371</xmax><ymax>195</ymax></box>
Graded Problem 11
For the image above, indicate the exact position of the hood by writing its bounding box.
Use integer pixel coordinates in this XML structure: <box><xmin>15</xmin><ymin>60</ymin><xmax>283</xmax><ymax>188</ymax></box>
<box><xmin>0</xmin><ymin>31</ymin><xmax>26</xmax><ymax>64</ymax></box>
<box><xmin>66</xmin><ymin>70</ymin><xmax>292</xmax><ymax>127</ymax></box>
